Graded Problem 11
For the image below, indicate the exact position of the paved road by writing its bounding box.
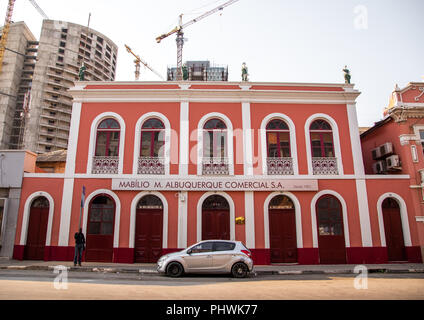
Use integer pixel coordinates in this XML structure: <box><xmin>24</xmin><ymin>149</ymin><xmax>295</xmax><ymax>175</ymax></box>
<box><xmin>0</xmin><ymin>269</ymin><xmax>423</xmax><ymax>300</ymax></box>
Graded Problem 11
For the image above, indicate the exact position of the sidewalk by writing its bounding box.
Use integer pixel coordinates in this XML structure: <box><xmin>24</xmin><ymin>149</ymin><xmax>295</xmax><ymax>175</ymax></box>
<box><xmin>1</xmin><ymin>258</ymin><xmax>423</xmax><ymax>276</ymax></box>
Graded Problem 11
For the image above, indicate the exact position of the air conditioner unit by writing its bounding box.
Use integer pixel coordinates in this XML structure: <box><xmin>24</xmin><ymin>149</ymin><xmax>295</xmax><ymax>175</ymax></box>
<box><xmin>371</xmin><ymin>147</ymin><xmax>381</xmax><ymax>160</ymax></box>
<box><xmin>372</xmin><ymin>160</ymin><xmax>387</xmax><ymax>174</ymax></box>
<box><xmin>386</xmin><ymin>155</ymin><xmax>401</xmax><ymax>170</ymax></box>
<box><xmin>379</xmin><ymin>142</ymin><xmax>394</xmax><ymax>157</ymax></box>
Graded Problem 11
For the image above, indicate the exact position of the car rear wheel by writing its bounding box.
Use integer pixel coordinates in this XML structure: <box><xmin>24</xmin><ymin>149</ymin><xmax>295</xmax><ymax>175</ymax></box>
<box><xmin>166</xmin><ymin>262</ymin><xmax>184</xmax><ymax>278</ymax></box>
<box><xmin>231</xmin><ymin>262</ymin><xmax>248</xmax><ymax>278</ymax></box>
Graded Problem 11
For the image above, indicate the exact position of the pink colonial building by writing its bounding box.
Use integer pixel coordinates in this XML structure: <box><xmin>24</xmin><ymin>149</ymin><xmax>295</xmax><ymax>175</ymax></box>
<box><xmin>361</xmin><ymin>81</ymin><xmax>424</xmax><ymax>262</ymax></box>
<box><xmin>12</xmin><ymin>81</ymin><xmax>423</xmax><ymax>265</ymax></box>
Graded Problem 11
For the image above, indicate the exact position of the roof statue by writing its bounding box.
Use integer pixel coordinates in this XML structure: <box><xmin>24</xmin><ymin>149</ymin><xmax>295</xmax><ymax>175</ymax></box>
<box><xmin>242</xmin><ymin>62</ymin><xmax>249</xmax><ymax>82</ymax></box>
<box><xmin>79</xmin><ymin>63</ymin><xmax>86</xmax><ymax>81</ymax></box>
<box><xmin>343</xmin><ymin>65</ymin><xmax>351</xmax><ymax>84</ymax></box>
<box><xmin>182</xmin><ymin>63</ymin><xmax>189</xmax><ymax>81</ymax></box>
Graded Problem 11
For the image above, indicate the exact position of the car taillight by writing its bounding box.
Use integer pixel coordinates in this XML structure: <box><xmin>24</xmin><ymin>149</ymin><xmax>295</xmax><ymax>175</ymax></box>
<box><xmin>241</xmin><ymin>250</ymin><xmax>251</xmax><ymax>258</ymax></box>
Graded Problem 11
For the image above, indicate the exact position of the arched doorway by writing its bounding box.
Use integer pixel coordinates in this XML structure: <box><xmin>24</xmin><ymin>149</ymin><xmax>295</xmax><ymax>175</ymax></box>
<box><xmin>268</xmin><ymin>195</ymin><xmax>297</xmax><ymax>263</ymax></box>
<box><xmin>134</xmin><ymin>195</ymin><xmax>163</xmax><ymax>263</ymax></box>
<box><xmin>382</xmin><ymin>198</ymin><xmax>406</xmax><ymax>261</ymax></box>
<box><xmin>316</xmin><ymin>195</ymin><xmax>346</xmax><ymax>264</ymax></box>
<box><xmin>202</xmin><ymin>195</ymin><xmax>230</xmax><ymax>240</ymax></box>
<box><xmin>24</xmin><ymin>197</ymin><xmax>49</xmax><ymax>260</ymax></box>
<box><xmin>86</xmin><ymin>195</ymin><xmax>115</xmax><ymax>262</ymax></box>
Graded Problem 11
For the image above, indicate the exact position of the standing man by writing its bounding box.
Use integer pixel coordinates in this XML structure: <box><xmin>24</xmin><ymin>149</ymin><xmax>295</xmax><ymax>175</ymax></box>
<box><xmin>74</xmin><ymin>228</ymin><xmax>85</xmax><ymax>267</ymax></box>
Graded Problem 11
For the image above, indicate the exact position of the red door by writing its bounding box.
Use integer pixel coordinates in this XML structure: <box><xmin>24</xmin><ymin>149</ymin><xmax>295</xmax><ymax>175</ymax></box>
<box><xmin>202</xmin><ymin>210</ymin><xmax>230</xmax><ymax>240</ymax></box>
<box><xmin>269</xmin><ymin>209</ymin><xmax>297</xmax><ymax>263</ymax></box>
<box><xmin>24</xmin><ymin>205</ymin><xmax>49</xmax><ymax>260</ymax></box>
<box><xmin>135</xmin><ymin>209</ymin><xmax>163</xmax><ymax>263</ymax></box>
<box><xmin>316</xmin><ymin>195</ymin><xmax>346</xmax><ymax>264</ymax></box>
<box><xmin>382</xmin><ymin>198</ymin><xmax>406</xmax><ymax>261</ymax></box>
<box><xmin>86</xmin><ymin>196</ymin><xmax>115</xmax><ymax>262</ymax></box>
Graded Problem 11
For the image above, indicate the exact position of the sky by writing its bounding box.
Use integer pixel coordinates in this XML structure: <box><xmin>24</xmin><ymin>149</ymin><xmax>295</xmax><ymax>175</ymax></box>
<box><xmin>1</xmin><ymin>0</ymin><xmax>423</xmax><ymax>127</ymax></box>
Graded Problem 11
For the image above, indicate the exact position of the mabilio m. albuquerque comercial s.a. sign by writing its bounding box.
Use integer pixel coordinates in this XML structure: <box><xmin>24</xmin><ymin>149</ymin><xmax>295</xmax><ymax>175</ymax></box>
<box><xmin>111</xmin><ymin>178</ymin><xmax>318</xmax><ymax>192</ymax></box>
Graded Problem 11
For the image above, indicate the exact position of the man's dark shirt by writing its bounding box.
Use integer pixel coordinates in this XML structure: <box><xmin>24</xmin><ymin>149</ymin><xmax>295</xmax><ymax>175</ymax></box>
<box><xmin>75</xmin><ymin>232</ymin><xmax>85</xmax><ymax>246</ymax></box>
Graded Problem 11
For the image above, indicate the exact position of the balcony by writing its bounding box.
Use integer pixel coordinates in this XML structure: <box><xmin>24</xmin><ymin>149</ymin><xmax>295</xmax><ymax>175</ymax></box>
<box><xmin>92</xmin><ymin>156</ymin><xmax>119</xmax><ymax>174</ymax></box>
<box><xmin>267</xmin><ymin>157</ymin><xmax>294</xmax><ymax>175</ymax></box>
<box><xmin>138</xmin><ymin>157</ymin><xmax>165</xmax><ymax>175</ymax></box>
<box><xmin>312</xmin><ymin>157</ymin><xmax>338</xmax><ymax>175</ymax></box>
<box><xmin>202</xmin><ymin>157</ymin><xmax>229</xmax><ymax>175</ymax></box>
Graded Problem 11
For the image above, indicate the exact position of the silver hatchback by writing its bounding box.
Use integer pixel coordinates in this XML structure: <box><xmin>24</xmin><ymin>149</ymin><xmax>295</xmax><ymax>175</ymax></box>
<box><xmin>157</xmin><ymin>240</ymin><xmax>254</xmax><ymax>278</ymax></box>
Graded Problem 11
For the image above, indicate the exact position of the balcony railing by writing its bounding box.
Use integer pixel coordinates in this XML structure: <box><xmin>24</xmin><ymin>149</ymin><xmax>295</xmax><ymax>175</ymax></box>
<box><xmin>138</xmin><ymin>156</ymin><xmax>165</xmax><ymax>175</ymax></box>
<box><xmin>267</xmin><ymin>157</ymin><xmax>294</xmax><ymax>175</ymax></box>
<box><xmin>92</xmin><ymin>156</ymin><xmax>119</xmax><ymax>174</ymax></box>
<box><xmin>312</xmin><ymin>157</ymin><xmax>338</xmax><ymax>175</ymax></box>
<box><xmin>202</xmin><ymin>157</ymin><xmax>229</xmax><ymax>175</ymax></box>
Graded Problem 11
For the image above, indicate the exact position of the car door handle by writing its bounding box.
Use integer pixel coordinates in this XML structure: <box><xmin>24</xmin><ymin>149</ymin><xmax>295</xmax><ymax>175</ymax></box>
<box><xmin>206</xmin><ymin>255</ymin><xmax>212</xmax><ymax>258</ymax></box>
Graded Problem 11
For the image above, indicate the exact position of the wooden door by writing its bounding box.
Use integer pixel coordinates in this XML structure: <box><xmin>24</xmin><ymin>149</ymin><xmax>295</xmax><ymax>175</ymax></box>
<box><xmin>135</xmin><ymin>209</ymin><xmax>163</xmax><ymax>263</ymax></box>
<box><xmin>316</xmin><ymin>195</ymin><xmax>346</xmax><ymax>264</ymax></box>
<box><xmin>24</xmin><ymin>206</ymin><xmax>49</xmax><ymax>260</ymax></box>
<box><xmin>86</xmin><ymin>196</ymin><xmax>115</xmax><ymax>262</ymax></box>
<box><xmin>383</xmin><ymin>198</ymin><xmax>406</xmax><ymax>261</ymax></box>
<box><xmin>202</xmin><ymin>210</ymin><xmax>230</xmax><ymax>240</ymax></box>
<box><xmin>269</xmin><ymin>209</ymin><xmax>297</xmax><ymax>263</ymax></box>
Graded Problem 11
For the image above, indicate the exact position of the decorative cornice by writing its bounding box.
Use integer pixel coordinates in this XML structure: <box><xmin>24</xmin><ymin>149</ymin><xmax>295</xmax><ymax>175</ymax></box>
<box><xmin>69</xmin><ymin>81</ymin><xmax>360</xmax><ymax>105</ymax></box>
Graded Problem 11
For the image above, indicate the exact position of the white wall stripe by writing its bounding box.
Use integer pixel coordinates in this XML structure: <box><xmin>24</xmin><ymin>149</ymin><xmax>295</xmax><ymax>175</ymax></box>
<box><xmin>355</xmin><ymin>179</ymin><xmax>373</xmax><ymax>247</ymax></box>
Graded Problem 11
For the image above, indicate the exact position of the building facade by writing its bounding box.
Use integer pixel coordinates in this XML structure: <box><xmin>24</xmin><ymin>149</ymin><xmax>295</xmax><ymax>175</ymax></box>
<box><xmin>0</xmin><ymin>150</ymin><xmax>37</xmax><ymax>258</ymax></box>
<box><xmin>12</xmin><ymin>81</ymin><xmax>423</xmax><ymax>264</ymax></box>
<box><xmin>0</xmin><ymin>20</ymin><xmax>118</xmax><ymax>153</ymax></box>
<box><xmin>361</xmin><ymin>81</ymin><xmax>424</xmax><ymax>261</ymax></box>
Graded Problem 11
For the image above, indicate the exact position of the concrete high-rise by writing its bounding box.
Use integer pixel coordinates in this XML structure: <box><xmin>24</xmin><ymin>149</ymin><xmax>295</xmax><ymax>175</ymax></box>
<box><xmin>0</xmin><ymin>20</ymin><xmax>118</xmax><ymax>153</ymax></box>
<box><xmin>0</xmin><ymin>22</ymin><xmax>37</xmax><ymax>150</ymax></box>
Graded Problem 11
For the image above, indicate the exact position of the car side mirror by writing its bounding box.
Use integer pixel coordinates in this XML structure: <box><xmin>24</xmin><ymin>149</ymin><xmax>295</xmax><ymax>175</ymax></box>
<box><xmin>187</xmin><ymin>249</ymin><xmax>192</xmax><ymax>255</ymax></box>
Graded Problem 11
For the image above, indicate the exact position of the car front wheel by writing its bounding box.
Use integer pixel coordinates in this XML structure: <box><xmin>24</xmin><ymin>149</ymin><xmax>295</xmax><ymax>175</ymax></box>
<box><xmin>166</xmin><ymin>262</ymin><xmax>184</xmax><ymax>278</ymax></box>
<box><xmin>231</xmin><ymin>262</ymin><xmax>248</xmax><ymax>278</ymax></box>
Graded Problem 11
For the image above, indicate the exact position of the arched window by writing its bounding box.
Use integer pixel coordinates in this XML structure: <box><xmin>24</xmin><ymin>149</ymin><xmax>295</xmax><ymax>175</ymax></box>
<box><xmin>140</xmin><ymin>119</ymin><xmax>165</xmax><ymax>158</ymax></box>
<box><xmin>138</xmin><ymin>118</ymin><xmax>165</xmax><ymax>175</ymax></box>
<box><xmin>202</xmin><ymin>119</ymin><xmax>229</xmax><ymax>175</ymax></box>
<box><xmin>203</xmin><ymin>119</ymin><xmax>227</xmax><ymax>159</ymax></box>
<box><xmin>266</xmin><ymin>119</ymin><xmax>291</xmax><ymax>158</ymax></box>
<box><xmin>309</xmin><ymin>119</ymin><xmax>334</xmax><ymax>158</ymax></box>
<box><xmin>266</xmin><ymin>119</ymin><xmax>293</xmax><ymax>175</ymax></box>
<box><xmin>309</xmin><ymin>119</ymin><xmax>338</xmax><ymax>175</ymax></box>
<box><xmin>95</xmin><ymin>118</ymin><xmax>120</xmax><ymax>157</ymax></box>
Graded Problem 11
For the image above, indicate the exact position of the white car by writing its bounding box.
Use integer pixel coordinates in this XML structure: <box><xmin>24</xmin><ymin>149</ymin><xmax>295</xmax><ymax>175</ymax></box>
<box><xmin>157</xmin><ymin>240</ymin><xmax>254</xmax><ymax>278</ymax></box>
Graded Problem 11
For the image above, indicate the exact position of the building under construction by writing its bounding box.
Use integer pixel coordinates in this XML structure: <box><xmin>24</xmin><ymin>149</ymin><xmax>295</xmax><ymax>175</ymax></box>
<box><xmin>0</xmin><ymin>20</ymin><xmax>118</xmax><ymax>153</ymax></box>
<box><xmin>167</xmin><ymin>61</ymin><xmax>228</xmax><ymax>81</ymax></box>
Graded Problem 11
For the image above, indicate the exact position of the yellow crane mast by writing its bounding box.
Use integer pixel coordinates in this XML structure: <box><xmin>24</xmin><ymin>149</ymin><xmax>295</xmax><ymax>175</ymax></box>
<box><xmin>0</xmin><ymin>0</ymin><xmax>16</xmax><ymax>74</ymax></box>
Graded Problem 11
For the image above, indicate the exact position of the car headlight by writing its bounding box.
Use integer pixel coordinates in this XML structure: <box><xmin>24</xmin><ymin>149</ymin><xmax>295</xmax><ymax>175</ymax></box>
<box><xmin>158</xmin><ymin>255</ymin><xmax>167</xmax><ymax>263</ymax></box>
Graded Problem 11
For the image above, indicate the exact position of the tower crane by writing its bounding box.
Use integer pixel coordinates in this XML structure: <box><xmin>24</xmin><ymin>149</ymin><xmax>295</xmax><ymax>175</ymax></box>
<box><xmin>0</xmin><ymin>0</ymin><xmax>16</xmax><ymax>74</ymax></box>
<box><xmin>125</xmin><ymin>44</ymin><xmax>164</xmax><ymax>81</ymax></box>
<box><xmin>156</xmin><ymin>0</ymin><xmax>239</xmax><ymax>81</ymax></box>
<box><xmin>28</xmin><ymin>0</ymin><xmax>49</xmax><ymax>19</ymax></box>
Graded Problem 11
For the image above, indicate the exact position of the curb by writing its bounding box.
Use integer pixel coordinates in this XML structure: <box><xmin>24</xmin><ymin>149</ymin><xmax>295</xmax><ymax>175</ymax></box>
<box><xmin>1</xmin><ymin>265</ymin><xmax>423</xmax><ymax>275</ymax></box>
